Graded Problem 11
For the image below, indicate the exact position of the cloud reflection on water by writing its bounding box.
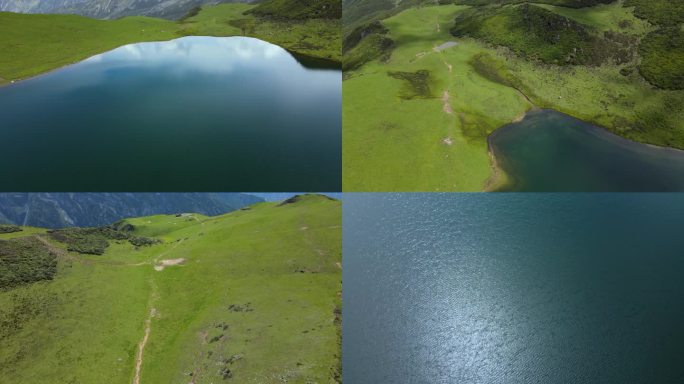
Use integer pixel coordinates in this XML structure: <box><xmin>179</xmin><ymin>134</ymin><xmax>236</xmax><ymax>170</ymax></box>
<box><xmin>84</xmin><ymin>36</ymin><xmax>291</xmax><ymax>75</ymax></box>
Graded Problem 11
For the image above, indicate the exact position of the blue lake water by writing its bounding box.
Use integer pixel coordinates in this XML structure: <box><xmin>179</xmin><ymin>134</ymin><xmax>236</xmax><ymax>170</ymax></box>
<box><xmin>0</xmin><ymin>36</ymin><xmax>341</xmax><ymax>191</ymax></box>
<box><xmin>344</xmin><ymin>193</ymin><xmax>684</xmax><ymax>383</ymax></box>
<box><xmin>489</xmin><ymin>110</ymin><xmax>684</xmax><ymax>191</ymax></box>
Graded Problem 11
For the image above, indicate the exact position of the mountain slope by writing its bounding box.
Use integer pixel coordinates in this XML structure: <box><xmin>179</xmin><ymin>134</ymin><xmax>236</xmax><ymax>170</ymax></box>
<box><xmin>0</xmin><ymin>193</ymin><xmax>263</xmax><ymax>228</ymax></box>
<box><xmin>248</xmin><ymin>0</ymin><xmax>341</xmax><ymax>20</ymax></box>
<box><xmin>0</xmin><ymin>0</ymin><xmax>251</xmax><ymax>20</ymax></box>
<box><xmin>0</xmin><ymin>194</ymin><xmax>341</xmax><ymax>383</ymax></box>
<box><xmin>450</xmin><ymin>3</ymin><xmax>635</xmax><ymax>66</ymax></box>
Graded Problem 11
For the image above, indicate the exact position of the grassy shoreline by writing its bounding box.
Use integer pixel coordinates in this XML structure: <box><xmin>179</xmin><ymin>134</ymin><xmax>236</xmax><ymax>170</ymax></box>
<box><xmin>0</xmin><ymin>4</ymin><xmax>340</xmax><ymax>85</ymax></box>
<box><xmin>486</xmin><ymin>106</ymin><xmax>684</xmax><ymax>191</ymax></box>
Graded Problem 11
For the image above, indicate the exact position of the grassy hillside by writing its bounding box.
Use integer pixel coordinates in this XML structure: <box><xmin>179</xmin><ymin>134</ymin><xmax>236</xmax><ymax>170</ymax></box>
<box><xmin>623</xmin><ymin>0</ymin><xmax>684</xmax><ymax>90</ymax></box>
<box><xmin>343</xmin><ymin>20</ymin><xmax>394</xmax><ymax>71</ymax></box>
<box><xmin>0</xmin><ymin>195</ymin><xmax>341</xmax><ymax>383</ymax></box>
<box><xmin>0</xmin><ymin>2</ymin><xmax>340</xmax><ymax>84</ymax></box>
<box><xmin>450</xmin><ymin>4</ymin><xmax>637</xmax><ymax>66</ymax></box>
<box><xmin>625</xmin><ymin>0</ymin><xmax>684</xmax><ymax>27</ymax></box>
<box><xmin>0</xmin><ymin>12</ymin><xmax>177</xmax><ymax>83</ymax></box>
<box><xmin>343</xmin><ymin>0</ymin><xmax>428</xmax><ymax>35</ymax></box>
<box><xmin>179</xmin><ymin>3</ymin><xmax>340</xmax><ymax>64</ymax></box>
<box><xmin>451</xmin><ymin>0</ymin><xmax>614</xmax><ymax>7</ymax></box>
<box><xmin>448</xmin><ymin>2</ymin><xmax>683</xmax><ymax>89</ymax></box>
<box><xmin>342</xmin><ymin>0</ymin><xmax>614</xmax><ymax>37</ymax></box>
<box><xmin>343</xmin><ymin>1</ymin><xmax>684</xmax><ymax>191</ymax></box>
<box><xmin>248</xmin><ymin>0</ymin><xmax>342</xmax><ymax>20</ymax></box>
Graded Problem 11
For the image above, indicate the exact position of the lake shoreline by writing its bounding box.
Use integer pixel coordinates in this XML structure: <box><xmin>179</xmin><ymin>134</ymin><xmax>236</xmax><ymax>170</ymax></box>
<box><xmin>486</xmin><ymin>108</ymin><xmax>684</xmax><ymax>191</ymax></box>
<box><xmin>0</xmin><ymin>35</ymin><xmax>341</xmax><ymax>88</ymax></box>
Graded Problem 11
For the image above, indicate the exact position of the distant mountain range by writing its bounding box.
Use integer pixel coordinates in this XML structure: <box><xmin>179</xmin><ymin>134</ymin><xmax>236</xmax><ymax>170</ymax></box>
<box><xmin>0</xmin><ymin>193</ymin><xmax>263</xmax><ymax>228</ymax></box>
<box><xmin>0</xmin><ymin>0</ymin><xmax>252</xmax><ymax>20</ymax></box>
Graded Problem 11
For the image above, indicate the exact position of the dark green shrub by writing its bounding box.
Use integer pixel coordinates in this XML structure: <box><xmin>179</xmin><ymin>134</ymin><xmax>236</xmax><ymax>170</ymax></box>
<box><xmin>128</xmin><ymin>236</ymin><xmax>161</xmax><ymax>247</ymax></box>
<box><xmin>343</xmin><ymin>21</ymin><xmax>389</xmax><ymax>53</ymax></box>
<box><xmin>48</xmin><ymin>228</ymin><xmax>109</xmax><ymax>255</ymax></box>
<box><xmin>0</xmin><ymin>237</ymin><xmax>57</xmax><ymax>290</ymax></box>
<box><xmin>625</xmin><ymin>0</ymin><xmax>684</xmax><ymax>27</ymax></box>
<box><xmin>0</xmin><ymin>225</ymin><xmax>22</xmax><ymax>234</ymax></box>
<box><xmin>638</xmin><ymin>28</ymin><xmax>684</xmax><ymax>90</ymax></box>
<box><xmin>387</xmin><ymin>70</ymin><xmax>434</xmax><ymax>99</ymax></box>
<box><xmin>451</xmin><ymin>4</ymin><xmax>630</xmax><ymax>66</ymax></box>
<box><xmin>247</xmin><ymin>0</ymin><xmax>341</xmax><ymax>20</ymax></box>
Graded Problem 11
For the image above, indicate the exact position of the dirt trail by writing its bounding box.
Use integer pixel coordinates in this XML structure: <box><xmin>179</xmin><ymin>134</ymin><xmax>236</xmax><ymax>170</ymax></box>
<box><xmin>35</xmin><ymin>235</ymin><xmax>78</xmax><ymax>262</ymax></box>
<box><xmin>153</xmin><ymin>238</ymin><xmax>183</xmax><ymax>264</ymax></box>
<box><xmin>132</xmin><ymin>238</ymin><xmax>185</xmax><ymax>383</ymax></box>
<box><xmin>442</xmin><ymin>90</ymin><xmax>453</xmax><ymax>115</ymax></box>
<box><xmin>189</xmin><ymin>331</ymin><xmax>209</xmax><ymax>384</ymax></box>
<box><xmin>442</xmin><ymin>59</ymin><xmax>452</xmax><ymax>73</ymax></box>
<box><xmin>435</xmin><ymin>44</ymin><xmax>458</xmax><ymax>148</ymax></box>
<box><xmin>189</xmin><ymin>215</ymin><xmax>204</xmax><ymax>227</ymax></box>
<box><xmin>133</xmin><ymin>305</ymin><xmax>156</xmax><ymax>384</ymax></box>
<box><xmin>133</xmin><ymin>279</ymin><xmax>158</xmax><ymax>384</ymax></box>
<box><xmin>35</xmin><ymin>235</ymin><xmax>66</xmax><ymax>257</ymax></box>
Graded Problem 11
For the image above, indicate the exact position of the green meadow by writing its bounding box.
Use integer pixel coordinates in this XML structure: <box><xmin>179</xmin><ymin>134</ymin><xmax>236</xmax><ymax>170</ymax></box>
<box><xmin>0</xmin><ymin>2</ymin><xmax>340</xmax><ymax>85</ymax></box>
<box><xmin>0</xmin><ymin>195</ymin><xmax>341</xmax><ymax>384</ymax></box>
<box><xmin>344</xmin><ymin>5</ymin><xmax>529</xmax><ymax>191</ymax></box>
<box><xmin>343</xmin><ymin>1</ymin><xmax>684</xmax><ymax>191</ymax></box>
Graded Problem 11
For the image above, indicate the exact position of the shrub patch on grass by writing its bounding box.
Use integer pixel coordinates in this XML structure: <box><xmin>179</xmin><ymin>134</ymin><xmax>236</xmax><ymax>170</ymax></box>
<box><xmin>451</xmin><ymin>4</ymin><xmax>634</xmax><ymax>66</ymax></box>
<box><xmin>128</xmin><ymin>236</ymin><xmax>162</xmax><ymax>247</ymax></box>
<box><xmin>344</xmin><ymin>21</ymin><xmax>389</xmax><ymax>52</ymax></box>
<box><xmin>247</xmin><ymin>0</ymin><xmax>341</xmax><ymax>20</ymax></box>
<box><xmin>0</xmin><ymin>237</ymin><xmax>57</xmax><ymax>290</ymax></box>
<box><xmin>0</xmin><ymin>225</ymin><xmax>22</xmax><ymax>234</ymax></box>
<box><xmin>48</xmin><ymin>222</ymin><xmax>160</xmax><ymax>255</ymax></box>
<box><xmin>0</xmin><ymin>286</ymin><xmax>59</xmax><ymax>340</ymax></box>
<box><xmin>625</xmin><ymin>0</ymin><xmax>684</xmax><ymax>27</ymax></box>
<box><xmin>388</xmin><ymin>70</ymin><xmax>434</xmax><ymax>99</ymax></box>
<box><xmin>343</xmin><ymin>21</ymin><xmax>394</xmax><ymax>72</ymax></box>
<box><xmin>48</xmin><ymin>228</ymin><xmax>110</xmax><ymax>255</ymax></box>
<box><xmin>638</xmin><ymin>28</ymin><xmax>684</xmax><ymax>90</ymax></box>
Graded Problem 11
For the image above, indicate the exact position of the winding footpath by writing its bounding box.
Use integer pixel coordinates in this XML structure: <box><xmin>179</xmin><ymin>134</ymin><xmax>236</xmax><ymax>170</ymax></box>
<box><xmin>132</xmin><ymin>238</ymin><xmax>185</xmax><ymax>383</ymax></box>
<box><xmin>133</xmin><ymin>282</ymin><xmax>158</xmax><ymax>384</ymax></box>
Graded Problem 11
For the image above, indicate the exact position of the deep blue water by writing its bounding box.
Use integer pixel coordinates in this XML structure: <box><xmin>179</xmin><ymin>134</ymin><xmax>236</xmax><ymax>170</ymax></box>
<box><xmin>0</xmin><ymin>36</ymin><xmax>341</xmax><ymax>191</ymax></box>
<box><xmin>489</xmin><ymin>110</ymin><xmax>684</xmax><ymax>191</ymax></box>
<box><xmin>344</xmin><ymin>193</ymin><xmax>684</xmax><ymax>383</ymax></box>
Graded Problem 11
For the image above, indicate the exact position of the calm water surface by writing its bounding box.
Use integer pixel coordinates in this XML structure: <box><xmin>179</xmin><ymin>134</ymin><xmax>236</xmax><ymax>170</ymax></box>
<box><xmin>344</xmin><ymin>193</ymin><xmax>684</xmax><ymax>383</ymax></box>
<box><xmin>0</xmin><ymin>36</ymin><xmax>341</xmax><ymax>191</ymax></box>
<box><xmin>489</xmin><ymin>110</ymin><xmax>684</xmax><ymax>191</ymax></box>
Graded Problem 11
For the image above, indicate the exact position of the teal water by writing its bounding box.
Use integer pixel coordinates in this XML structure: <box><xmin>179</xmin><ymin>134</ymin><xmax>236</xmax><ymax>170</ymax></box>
<box><xmin>344</xmin><ymin>193</ymin><xmax>684</xmax><ymax>383</ymax></box>
<box><xmin>489</xmin><ymin>110</ymin><xmax>684</xmax><ymax>191</ymax></box>
<box><xmin>0</xmin><ymin>36</ymin><xmax>341</xmax><ymax>191</ymax></box>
